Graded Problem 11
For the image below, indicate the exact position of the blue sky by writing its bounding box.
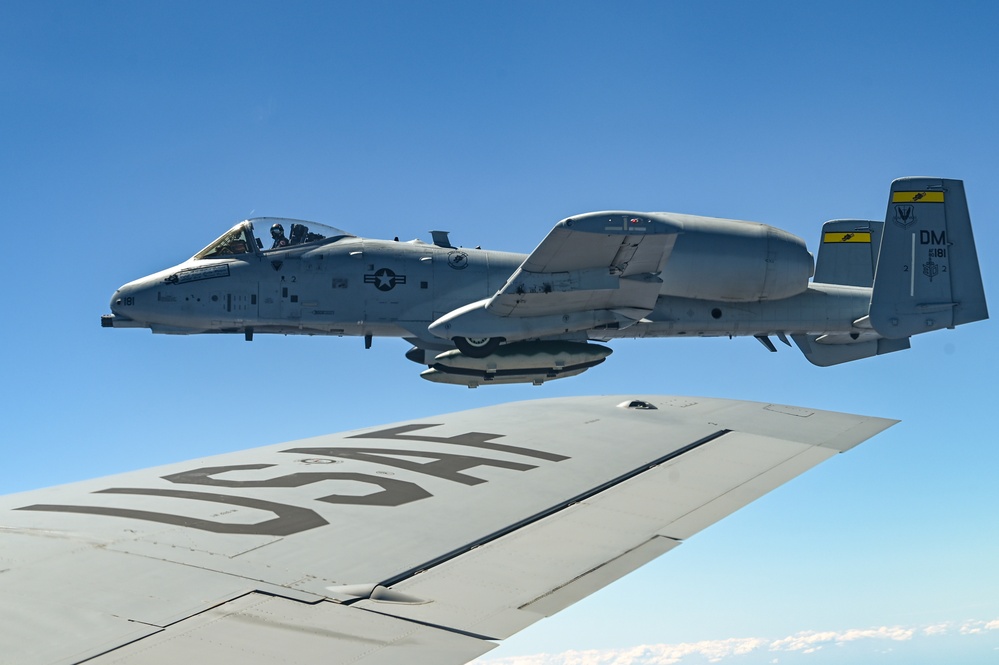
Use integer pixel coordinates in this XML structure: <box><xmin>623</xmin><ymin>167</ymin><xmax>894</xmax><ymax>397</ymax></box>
<box><xmin>2</xmin><ymin>2</ymin><xmax>997</xmax><ymax>663</ymax></box>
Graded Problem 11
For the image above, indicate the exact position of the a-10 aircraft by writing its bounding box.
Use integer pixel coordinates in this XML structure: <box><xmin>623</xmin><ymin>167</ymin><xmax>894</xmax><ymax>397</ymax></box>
<box><xmin>104</xmin><ymin>177</ymin><xmax>988</xmax><ymax>386</ymax></box>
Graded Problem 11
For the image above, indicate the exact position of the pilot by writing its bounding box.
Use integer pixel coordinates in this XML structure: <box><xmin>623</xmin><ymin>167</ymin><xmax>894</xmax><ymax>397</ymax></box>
<box><xmin>271</xmin><ymin>223</ymin><xmax>289</xmax><ymax>248</ymax></box>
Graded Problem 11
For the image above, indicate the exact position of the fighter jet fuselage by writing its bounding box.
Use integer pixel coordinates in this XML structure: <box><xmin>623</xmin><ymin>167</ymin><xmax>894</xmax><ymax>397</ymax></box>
<box><xmin>109</xmin><ymin>229</ymin><xmax>518</xmax><ymax>340</ymax></box>
<box><xmin>105</xmin><ymin>178</ymin><xmax>988</xmax><ymax>385</ymax></box>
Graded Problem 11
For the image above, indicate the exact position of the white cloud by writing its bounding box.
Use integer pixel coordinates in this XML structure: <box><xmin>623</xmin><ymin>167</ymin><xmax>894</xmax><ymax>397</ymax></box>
<box><xmin>769</xmin><ymin>625</ymin><xmax>913</xmax><ymax>653</ymax></box>
<box><xmin>475</xmin><ymin>618</ymin><xmax>999</xmax><ymax>665</ymax></box>
<box><xmin>958</xmin><ymin>618</ymin><xmax>999</xmax><ymax>635</ymax></box>
<box><xmin>477</xmin><ymin>639</ymin><xmax>769</xmax><ymax>665</ymax></box>
<box><xmin>923</xmin><ymin>622</ymin><xmax>950</xmax><ymax>636</ymax></box>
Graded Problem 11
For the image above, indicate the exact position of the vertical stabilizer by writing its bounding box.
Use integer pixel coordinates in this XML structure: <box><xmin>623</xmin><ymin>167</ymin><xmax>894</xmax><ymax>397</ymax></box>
<box><xmin>813</xmin><ymin>219</ymin><xmax>883</xmax><ymax>287</ymax></box>
<box><xmin>869</xmin><ymin>177</ymin><xmax>988</xmax><ymax>338</ymax></box>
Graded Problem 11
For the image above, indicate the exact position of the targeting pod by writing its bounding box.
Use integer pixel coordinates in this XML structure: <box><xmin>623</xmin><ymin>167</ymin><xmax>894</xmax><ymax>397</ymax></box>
<box><xmin>421</xmin><ymin>340</ymin><xmax>612</xmax><ymax>388</ymax></box>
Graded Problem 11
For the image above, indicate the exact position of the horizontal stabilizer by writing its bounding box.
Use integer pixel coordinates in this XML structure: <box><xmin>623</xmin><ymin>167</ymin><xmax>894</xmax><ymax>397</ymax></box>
<box><xmin>793</xmin><ymin>333</ymin><xmax>910</xmax><ymax>367</ymax></box>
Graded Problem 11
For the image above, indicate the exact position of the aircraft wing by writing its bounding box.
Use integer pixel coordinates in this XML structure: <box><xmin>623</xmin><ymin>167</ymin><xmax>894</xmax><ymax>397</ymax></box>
<box><xmin>486</xmin><ymin>213</ymin><xmax>681</xmax><ymax>320</ymax></box>
<box><xmin>0</xmin><ymin>395</ymin><xmax>895</xmax><ymax>665</ymax></box>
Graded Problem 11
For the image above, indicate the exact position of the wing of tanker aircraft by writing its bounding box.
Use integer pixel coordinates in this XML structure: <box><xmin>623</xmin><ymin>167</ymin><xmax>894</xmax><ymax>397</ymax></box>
<box><xmin>103</xmin><ymin>177</ymin><xmax>988</xmax><ymax>386</ymax></box>
<box><xmin>0</xmin><ymin>395</ymin><xmax>895</xmax><ymax>664</ymax></box>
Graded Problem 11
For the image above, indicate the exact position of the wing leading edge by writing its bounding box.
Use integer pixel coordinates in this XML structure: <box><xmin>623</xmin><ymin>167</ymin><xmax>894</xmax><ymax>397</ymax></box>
<box><xmin>0</xmin><ymin>396</ymin><xmax>895</xmax><ymax>665</ymax></box>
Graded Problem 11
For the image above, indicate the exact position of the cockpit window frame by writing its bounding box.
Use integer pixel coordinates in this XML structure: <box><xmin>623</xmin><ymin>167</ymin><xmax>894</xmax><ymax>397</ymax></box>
<box><xmin>192</xmin><ymin>218</ymin><xmax>354</xmax><ymax>261</ymax></box>
<box><xmin>256</xmin><ymin>218</ymin><xmax>354</xmax><ymax>253</ymax></box>
<box><xmin>192</xmin><ymin>222</ymin><xmax>258</xmax><ymax>260</ymax></box>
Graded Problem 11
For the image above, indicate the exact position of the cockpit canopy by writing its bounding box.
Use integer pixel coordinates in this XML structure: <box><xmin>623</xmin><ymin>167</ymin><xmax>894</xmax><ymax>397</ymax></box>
<box><xmin>193</xmin><ymin>217</ymin><xmax>353</xmax><ymax>260</ymax></box>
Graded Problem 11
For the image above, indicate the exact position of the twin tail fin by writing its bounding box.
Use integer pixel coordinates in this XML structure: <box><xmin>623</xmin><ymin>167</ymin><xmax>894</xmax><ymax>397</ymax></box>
<box><xmin>869</xmin><ymin>177</ymin><xmax>988</xmax><ymax>337</ymax></box>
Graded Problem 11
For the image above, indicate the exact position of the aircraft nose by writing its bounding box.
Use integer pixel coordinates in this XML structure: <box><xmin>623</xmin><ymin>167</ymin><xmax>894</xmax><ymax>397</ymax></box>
<box><xmin>104</xmin><ymin>275</ymin><xmax>161</xmax><ymax>328</ymax></box>
<box><xmin>109</xmin><ymin>288</ymin><xmax>125</xmax><ymax>316</ymax></box>
<box><xmin>109</xmin><ymin>281</ymin><xmax>140</xmax><ymax>316</ymax></box>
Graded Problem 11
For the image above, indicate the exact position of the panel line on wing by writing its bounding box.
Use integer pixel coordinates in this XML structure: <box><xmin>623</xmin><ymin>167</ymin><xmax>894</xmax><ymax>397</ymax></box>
<box><xmin>347</xmin><ymin>604</ymin><xmax>502</xmax><ymax>642</ymax></box>
<box><xmin>368</xmin><ymin>429</ymin><xmax>732</xmax><ymax>592</ymax></box>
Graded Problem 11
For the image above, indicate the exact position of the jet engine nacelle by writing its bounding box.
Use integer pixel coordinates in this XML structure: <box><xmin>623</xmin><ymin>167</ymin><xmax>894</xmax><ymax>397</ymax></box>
<box><xmin>656</xmin><ymin>215</ymin><xmax>814</xmax><ymax>302</ymax></box>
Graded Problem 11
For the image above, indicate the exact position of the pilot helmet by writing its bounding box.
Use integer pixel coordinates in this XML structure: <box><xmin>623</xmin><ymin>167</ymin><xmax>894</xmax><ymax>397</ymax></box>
<box><xmin>270</xmin><ymin>223</ymin><xmax>284</xmax><ymax>237</ymax></box>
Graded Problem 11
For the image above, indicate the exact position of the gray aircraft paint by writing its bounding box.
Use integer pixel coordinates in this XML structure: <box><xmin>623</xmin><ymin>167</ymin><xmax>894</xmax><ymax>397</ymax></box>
<box><xmin>104</xmin><ymin>177</ymin><xmax>988</xmax><ymax>385</ymax></box>
<box><xmin>0</xmin><ymin>395</ymin><xmax>895</xmax><ymax>664</ymax></box>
